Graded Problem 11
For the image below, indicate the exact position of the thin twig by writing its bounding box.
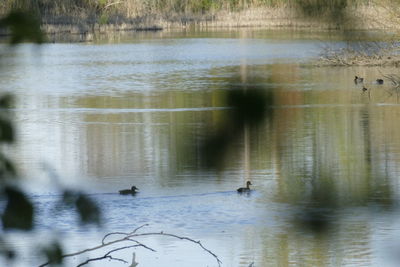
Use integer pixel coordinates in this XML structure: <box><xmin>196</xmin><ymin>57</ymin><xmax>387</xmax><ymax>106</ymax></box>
<box><xmin>125</xmin><ymin>238</ymin><xmax>156</xmax><ymax>252</ymax></box>
<box><xmin>77</xmin><ymin>245</ymin><xmax>142</xmax><ymax>267</ymax></box>
<box><xmin>102</xmin><ymin>223</ymin><xmax>149</xmax><ymax>244</ymax></box>
<box><xmin>77</xmin><ymin>255</ymin><xmax>126</xmax><ymax>267</ymax></box>
<box><xmin>38</xmin><ymin>225</ymin><xmax>221</xmax><ymax>267</ymax></box>
<box><xmin>127</xmin><ymin>232</ymin><xmax>222</xmax><ymax>266</ymax></box>
<box><xmin>38</xmin><ymin>235</ymin><xmax>153</xmax><ymax>267</ymax></box>
<box><xmin>102</xmin><ymin>231</ymin><xmax>129</xmax><ymax>245</ymax></box>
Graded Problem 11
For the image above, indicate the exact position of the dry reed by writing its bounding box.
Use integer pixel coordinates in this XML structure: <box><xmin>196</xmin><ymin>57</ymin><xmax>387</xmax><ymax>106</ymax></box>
<box><xmin>1</xmin><ymin>0</ymin><xmax>399</xmax><ymax>33</ymax></box>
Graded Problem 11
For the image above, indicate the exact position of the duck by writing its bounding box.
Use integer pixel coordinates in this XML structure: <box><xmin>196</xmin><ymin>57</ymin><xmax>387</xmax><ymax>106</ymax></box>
<box><xmin>237</xmin><ymin>181</ymin><xmax>252</xmax><ymax>193</ymax></box>
<box><xmin>362</xmin><ymin>86</ymin><xmax>368</xmax><ymax>92</ymax></box>
<box><xmin>119</xmin><ymin>186</ymin><xmax>139</xmax><ymax>195</ymax></box>
<box><xmin>376</xmin><ymin>79</ymin><xmax>384</xmax><ymax>84</ymax></box>
<box><xmin>354</xmin><ymin>76</ymin><xmax>364</xmax><ymax>84</ymax></box>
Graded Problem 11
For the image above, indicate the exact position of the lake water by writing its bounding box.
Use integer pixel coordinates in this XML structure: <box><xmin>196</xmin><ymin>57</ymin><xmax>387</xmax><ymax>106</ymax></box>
<box><xmin>1</xmin><ymin>29</ymin><xmax>400</xmax><ymax>266</ymax></box>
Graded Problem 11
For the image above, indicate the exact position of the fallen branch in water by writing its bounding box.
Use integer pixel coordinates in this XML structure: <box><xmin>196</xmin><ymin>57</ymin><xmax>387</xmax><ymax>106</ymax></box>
<box><xmin>38</xmin><ymin>224</ymin><xmax>222</xmax><ymax>267</ymax></box>
<box><xmin>384</xmin><ymin>73</ymin><xmax>400</xmax><ymax>88</ymax></box>
<box><xmin>382</xmin><ymin>73</ymin><xmax>400</xmax><ymax>101</ymax></box>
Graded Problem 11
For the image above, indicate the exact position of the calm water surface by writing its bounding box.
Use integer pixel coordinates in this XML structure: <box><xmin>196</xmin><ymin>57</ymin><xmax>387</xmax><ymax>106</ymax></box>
<box><xmin>1</xmin><ymin>29</ymin><xmax>400</xmax><ymax>266</ymax></box>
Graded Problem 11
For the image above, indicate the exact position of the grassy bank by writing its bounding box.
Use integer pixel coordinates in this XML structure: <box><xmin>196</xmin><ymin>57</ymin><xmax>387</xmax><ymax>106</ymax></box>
<box><xmin>1</xmin><ymin>0</ymin><xmax>364</xmax><ymax>17</ymax></box>
<box><xmin>1</xmin><ymin>0</ymin><xmax>400</xmax><ymax>34</ymax></box>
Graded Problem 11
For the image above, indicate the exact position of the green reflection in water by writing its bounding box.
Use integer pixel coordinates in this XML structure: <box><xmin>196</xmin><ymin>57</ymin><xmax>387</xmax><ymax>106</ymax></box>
<box><xmin>60</xmin><ymin>63</ymin><xmax>399</xmax><ymax>205</ymax></box>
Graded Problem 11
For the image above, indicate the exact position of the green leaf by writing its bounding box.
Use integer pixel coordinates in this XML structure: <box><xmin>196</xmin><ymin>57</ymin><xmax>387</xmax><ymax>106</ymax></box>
<box><xmin>0</xmin><ymin>10</ymin><xmax>44</xmax><ymax>44</ymax></box>
<box><xmin>61</xmin><ymin>190</ymin><xmax>77</xmax><ymax>206</ymax></box>
<box><xmin>0</xmin><ymin>117</ymin><xmax>14</xmax><ymax>143</ymax></box>
<box><xmin>0</xmin><ymin>153</ymin><xmax>17</xmax><ymax>179</ymax></box>
<box><xmin>3</xmin><ymin>158</ymin><xmax>16</xmax><ymax>176</ymax></box>
<box><xmin>41</xmin><ymin>241</ymin><xmax>63</xmax><ymax>266</ymax></box>
<box><xmin>2</xmin><ymin>187</ymin><xmax>34</xmax><ymax>230</ymax></box>
<box><xmin>60</xmin><ymin>190</ymin><xmax>101</xmax><ymax>225</ymax></box>
<box><xmin>0</xmin><ymin>94</ymin><xmax>13</xmax><ymax>109</ymax></box>
<box><xmin>75</xmin><ymin>193</ymin><xmax>101</xmax><ymax>225</ymax></box>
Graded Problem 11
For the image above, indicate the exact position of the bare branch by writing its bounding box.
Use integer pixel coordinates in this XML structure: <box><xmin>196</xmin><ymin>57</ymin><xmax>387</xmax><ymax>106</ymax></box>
<box><xmin>77</xmin><ymin>245</ymin><xmax>142</xmax><ymax>267</ymax></box>
<box><xmin>38</xmin><ymin>235</ymin><xmax>154</xmax><ymax>267</ymax></box>
<box><xmin>76</xmin><ymin>255</ymin><xmax>126</xmax><ymax>267</ymax></box>
<box><xmin>102</xmin><ymin>223</ymin><xmax>149</xmax><ymax>244</ymax></box>
<box><xmin>127</xmin><ymin>232</ymin><xmax>222</xmax><ymax>266</ymax></box>
<box><xmin>125</xmin><ymin>238</ymin><xmax>156</xmax><ymax>252</ymax></box>
<box><xmin>38</xmin><ymin>225</ymin><xmax>221</xmax><ymax>267</ymax></box>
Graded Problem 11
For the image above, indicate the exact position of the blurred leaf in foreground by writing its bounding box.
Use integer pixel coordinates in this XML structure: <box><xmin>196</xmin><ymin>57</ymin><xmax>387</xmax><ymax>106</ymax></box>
<box><xmin>41</xmin><ymin>241</ymin><xmax>63</xmax><ymax>266</ymax></box>
<box><xmin>0</xmin><ymin>10</ymin><xmax>44</xmax><ymax>44</ymax></box>
<box><xmin>200</xmin><ymin>81</ymin><xmax>274</xmax><ymax>170</ymax></box>
<box><xmin>62</xmin><ymin>190</ymin><xmax>101</xmax><ymax>226</ymax></box>
<box><xmin>0</xmin><ymin>117</ymin><xmax>14</xmax><ymax>143</ymax></box>
<box><xmin>76</xmin><ymin>193</ymin><xmax>101</xmax><ymax>225</ymax></box>
<box><xmin>2</xmin><ymin>186</ymin><xmax>34</xmax><ymax>230</ymax></box>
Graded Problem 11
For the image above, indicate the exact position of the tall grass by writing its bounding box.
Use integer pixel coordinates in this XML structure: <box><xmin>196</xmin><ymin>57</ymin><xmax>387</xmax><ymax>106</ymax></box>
<box><xmin>0</xmin><ymin>0</ymin><xmax>372</xmax><ymax>15</ymax></box>
<box><xmin>0</xmin><ymin>0</ymin><xmax>378</xmax><ymax>24</ymax></box>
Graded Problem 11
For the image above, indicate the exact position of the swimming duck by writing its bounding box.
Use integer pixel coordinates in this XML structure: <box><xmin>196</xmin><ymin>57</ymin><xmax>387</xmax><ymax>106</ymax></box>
<box><xmin>354</xmin><ymin>76</ymin><xmax>364</xmax><ymax>84</ymax></box>
<box><xmin>237</xmin><ymin>181</ymin><xmax>252</xmax><ymax>193</ymax></box>
<box><xmin>376</xmin><ymin>79</ymin><xmax>384</xmax><ymax>84</ymax></box>
<box><xmin>119</xmin><ymin>186</ymin><xmax>139</xmax><ymax>195</ymax></box>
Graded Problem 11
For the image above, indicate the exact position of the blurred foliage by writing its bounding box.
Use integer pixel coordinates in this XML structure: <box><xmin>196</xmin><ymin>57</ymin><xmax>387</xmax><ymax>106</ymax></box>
<box><xmin>0</xmin><ymin>94</ymin><xmax>14</xmax><ymax>144</ymax></box>
<box><xmin>0</xmin><ymin>117</ymin><xmax>14</xmax><ymax>143</ymax></box>
<box><xmin>63</xmin><ymin>190</ymin><xmax>102</xmax><ymax>225</ymax></box>
<box><xmin>76</xmin><ymin>194</ymin><xmax>101</xmax><ymax>225</ymax></box>
<box><xmin>199</xmin><ymin>76</ymin><xmax>274</xmax><ymax>170</ymax></box>
<box><xmin>41</xmin><ymin>241</ymin><xmax>63</xmax><ymax>266</ymax></box>
<box><xmin>0</xmin><ymin>10</ymin><xmax>44</xmax><ymax>44</ymax></box>
<box><xmin>0</xmin><ymin>94</ymin><xmax>31</xmax><ymax>232</ymax></box>
<box><xmin>2</xmin><ymin>186</ymin><xmax>34</xmax><ymax>230</ymax></box>
<box><xmin>0</xmin><ymin>8</ymin><xmax>101</xmax><ymax>267</ymax></box>
<box><xmin>0</xmin><ymin>95</ymin><xmax>16</xmax><ymax>179</ymax></box>
<box><xmin>0</xmin><ymin>8</ymin><xmax>41</xmax><ymax>234</ymax></box>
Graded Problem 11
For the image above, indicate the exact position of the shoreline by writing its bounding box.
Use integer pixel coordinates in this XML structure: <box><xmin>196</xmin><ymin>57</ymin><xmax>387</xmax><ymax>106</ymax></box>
<box><xmin>36</xmin><ymin>5</ymin><xmax>400</xmax><ymax>36</ymax></box>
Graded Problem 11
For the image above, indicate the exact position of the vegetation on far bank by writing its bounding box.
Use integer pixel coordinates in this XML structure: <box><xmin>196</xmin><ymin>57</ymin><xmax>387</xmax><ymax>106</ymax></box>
<box><xmin>0</xmin><ymin>0</ymin><xmax>369</xmax><ymax>17</ymax></box>
<box><xmin>0</xmin><ymin>0</ymin><xmax>397</xmax><ymax>32</ymax></box>
<box><xmin>317</xmin><ymin>41</ymin><xmax>400</xmax><ymax>67</ymax></box>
